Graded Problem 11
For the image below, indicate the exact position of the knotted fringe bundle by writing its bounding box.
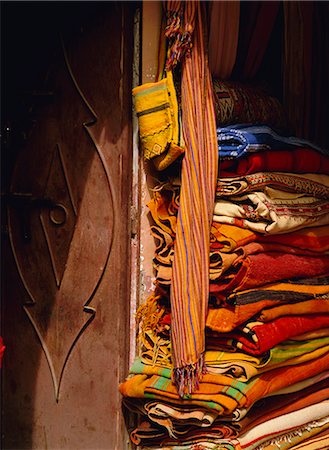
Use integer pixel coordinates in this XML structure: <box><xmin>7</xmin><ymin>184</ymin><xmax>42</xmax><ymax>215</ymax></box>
<box><xmin>165</xmin><ymin>0</ymin><xmax>219</xmax><ymax>396</ymax></box>
<box><xmin>165</xmin><ymin>1</ymin><xmax>193</xmax><ymax>71</ymax></box>
<box><xmin>136</xmin><ymin>294</ymin><xmax>165</xmax><ymax>336</ymax></box>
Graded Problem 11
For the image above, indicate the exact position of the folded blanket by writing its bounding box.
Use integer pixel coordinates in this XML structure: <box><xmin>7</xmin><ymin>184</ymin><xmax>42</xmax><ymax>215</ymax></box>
<box><xmin>130</xmin><ymin>418</ymin><xmax>239</xmax><ymax>447</ymax></box>
<box><xmin>216</xmin><ymin>172</ymin><xmax>329</xmax><ymax>199</ymax></box>
<box><xmin>130</xmin><ymin>414</ymin><xmax>237</xmax><ymax>449</ymax></box>
<box><xmin>209</xmin><ymin>240</ymin><xmax>329</xmax><ymax>283</ymax></box>
<box><xmin>150</xmin><ymin>218</ymin><xmax>328</xmax><ymax>291</ymax></box>
<box><xmin>148</xmin><ymin>187</ymin><xmax>329</xmax><ymax>281</ymax></box>
<box><xmin>217</xmin><ymin>124</ymin><xmax>326</xmax><ymax>160</ymax></box>
<box><xmin>235</xmin><ymin>402</ymin><xmax>329</xmax><ymax>450</ymax></box>
<box><xmin>218</xmin><ymin>147</ymin><xmax>329</xmax><ymax>177</ymax></box>
<box><xmin>206</xmin><ymin>315</ymin><xmax>329</xmax><ymax>355</ymax></box>
<box><xmin>212</xmin><ymin>223</ymin><xmax>329</xmax><ymax>254</ymax></box>
<box><xmin>240</xmin><ymin>378</ymin><xmax>329</xmax><ymax>435</ymax></box>
<box><xmin>213</xmin><ymin>189</ymin><xmax>329</xmax><ymax>234</ymax></box>
<box><xmin>119</xmin><ymin>352</ymin><xmax>329</xmax><ymax>417</ymax></box>
<box><xmin>209</xmin><ymin>249</ymin><xmax>241</xmax><ymax>282</ymax></box>
<box><xmin>207</xmin><ymin>276</ymin><xmax>329</xmax><ymax>331</ymax></box>
<box><xmin>209</xmin><ymin>252</ymin><xmax>329</xmax><ymax>294</ymax></box>
<box><xmin>267</xmin><ymin>371</ymin><xmax>329</xmax><ymax>398</ymax></box>
<box><xmin>120</xmin><ymin>373</ymin><xmax>241</xmax><ymax>414</ymax></box>
<box><xmin>134</xmin><ymin>333</ymin><xmax>329</xmax><ymax>382</ymax></box>
<box><xmin>288</xmin><ymin>428</ymin><xmax>329</xmax><ymax>450</ymax></box>
<box><xmin>208</xmin><ymin>336</ymin><xmax>329</xmax><ymax>381</ymax></box>
<box><xmin>123</xmin><ymin>398</ymin><xmax>239</xmax><ymax>443</ymax></box>
<box><xmin>132</xmin><ymin>350</ymin><xmax>270</xmax><ymax>383</ymax></box>
<box><xmin>125</xmin><ymin>379</ymin><xmax>329</xmax><ymax>446</ymax></box>
<box><xmin>258</xmin><ymin>297</ymin><xmax>329</xmax><ymax>322</ymax></box>
<box><xmin>254</xmin><ymin>336</ymin><xmax>329</xmax><ymax>376</ymax></box>
<box><xmin>210</xmin><ymin>222</ymin><xmax>256</xmax><ymax>252</ymax></box>
<box><xmin>149</xmin><ymin>186</ymin><xmax>329</xmax><ymax>250</ymax></box>
<box><xmin>236</xmin><ymin>241</ymin><xmax>329</xmax><ymax>258</ymax></box>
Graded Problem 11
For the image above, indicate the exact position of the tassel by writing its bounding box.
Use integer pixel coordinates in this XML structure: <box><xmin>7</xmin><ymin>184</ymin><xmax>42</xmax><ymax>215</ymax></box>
<box><xmin>165</xmin><ymin>8</ymin><xmax>193</xmax><ymax>70</ymax></box>
<box><xmin>172</xmin><ymin>353</ymin><xmax>207</xmax><ymax>398</ymax></box>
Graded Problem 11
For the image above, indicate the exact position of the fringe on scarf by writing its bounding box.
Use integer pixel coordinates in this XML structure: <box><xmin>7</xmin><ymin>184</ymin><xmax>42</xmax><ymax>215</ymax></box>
<box><xmin>172</xmin><ymin>353</ymin><xmax>207</xmax><ymax>398</ymax></box>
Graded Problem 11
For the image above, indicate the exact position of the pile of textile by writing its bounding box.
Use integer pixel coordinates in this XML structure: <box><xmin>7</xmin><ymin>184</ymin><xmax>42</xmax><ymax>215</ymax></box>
<box><xmin>120</xmin><ymin>124</ymin><xmax>329</xmax><ymax>449</ymax></box>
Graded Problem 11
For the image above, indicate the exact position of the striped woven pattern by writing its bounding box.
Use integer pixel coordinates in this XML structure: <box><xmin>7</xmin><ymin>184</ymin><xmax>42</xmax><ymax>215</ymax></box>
<box><xmin>167</xmin><ymin>1</ymin><xmax>218</xmax><ymax>395</ymax></box>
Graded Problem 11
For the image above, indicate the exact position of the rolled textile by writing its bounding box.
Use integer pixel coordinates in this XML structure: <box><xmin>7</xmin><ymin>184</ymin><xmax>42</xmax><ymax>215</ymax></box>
<box><xmin>216</xmin><ymin>172</ymin><xmax>329</xmax><ymax>199</ymax></box>
<box><xmin>129</xmin><ymin>420</ymin><xmax>165</xmax><ymax>447</ymax></box>
<box><xmin>238</xmin><ymin>425</ymin><xmax>329</xmax><ymax>450</ymax></box>
<box><xmin>206</xmin><ymin>315</ymin><xmax>329</xmax><ymax>356</ymax></box>
<box><xmin>216</xmin><ymin>124</ymin><xmax>326</xmax><ymax>160</ymax></box>
<box><xmin>219</xmin><ymin>147</ymin><xmax>329</xmax><ymax>177</ymax></box>
<box><xmin>213</xmin><ymin>190</ymin><xmax>329</xmax><ymax>235</ymax></box>
<box><xmin>138</xmin><ymin>371</ymin><xmax>329</xmax><ymax>425</ymax></box>
<box><xmin>207</xmin><ymin>292</ymin><xmax>329</xmax><ymax>333</ymax></box>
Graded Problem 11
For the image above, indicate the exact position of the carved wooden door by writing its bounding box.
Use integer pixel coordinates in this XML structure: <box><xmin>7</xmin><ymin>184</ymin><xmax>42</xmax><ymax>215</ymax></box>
<box><xmin>1</xmin><ymin>3</ymin><xmax>134</xmax><ymax>449</ymax></box>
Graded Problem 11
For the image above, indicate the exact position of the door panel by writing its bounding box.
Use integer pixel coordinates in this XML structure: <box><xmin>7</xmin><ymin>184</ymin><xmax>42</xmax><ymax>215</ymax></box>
<box><xmin>2</xmin><ymin>3</ymin><xmax>134</xmax><ymax>449</ymax></box>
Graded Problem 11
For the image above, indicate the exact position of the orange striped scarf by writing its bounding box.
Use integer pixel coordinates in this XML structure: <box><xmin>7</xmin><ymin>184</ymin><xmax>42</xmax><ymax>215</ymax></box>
<box><xmin>165</xmin><ymin>1</ymin><xmax>218</xmax><ymax>396</ymax></box>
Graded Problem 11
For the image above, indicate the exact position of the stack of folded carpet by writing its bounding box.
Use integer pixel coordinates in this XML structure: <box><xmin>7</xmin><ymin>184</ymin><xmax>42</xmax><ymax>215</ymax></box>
<box><xmin>119</xmin><ymin>124</ymin><xmax>329</xmax><ymax>449</ymax></box>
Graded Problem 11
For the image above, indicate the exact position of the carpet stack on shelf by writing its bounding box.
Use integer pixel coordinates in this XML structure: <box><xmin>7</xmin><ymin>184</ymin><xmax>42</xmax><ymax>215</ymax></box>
<box><xmin>120</xmin><ymin>123</ymin><xmax>329</xmax><ymax>450</ymax></box>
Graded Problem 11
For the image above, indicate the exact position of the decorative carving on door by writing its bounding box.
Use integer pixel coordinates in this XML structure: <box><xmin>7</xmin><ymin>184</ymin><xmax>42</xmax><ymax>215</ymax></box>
<box><xmin>7</xmin><ymin>37</ymin><xmax>115</xmax><ymax>401</ymax></box>
<box><xmin>40</xmin><ymin>143</ymin><xmax>78</xmax><ymax>288</ymax></box>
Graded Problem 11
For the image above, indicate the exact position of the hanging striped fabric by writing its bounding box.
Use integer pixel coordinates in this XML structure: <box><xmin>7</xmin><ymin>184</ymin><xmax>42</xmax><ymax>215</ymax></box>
<box><xmin>165</xmin><ymin>0</ymin><xmax>219</xmax><ymax>396</ymax></box>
